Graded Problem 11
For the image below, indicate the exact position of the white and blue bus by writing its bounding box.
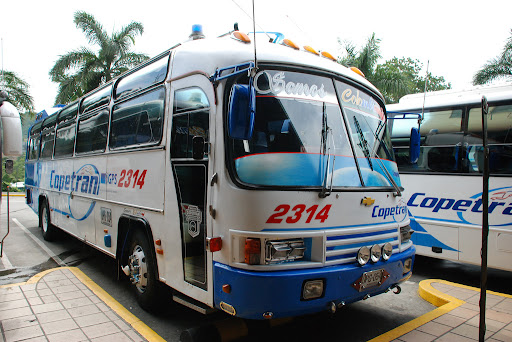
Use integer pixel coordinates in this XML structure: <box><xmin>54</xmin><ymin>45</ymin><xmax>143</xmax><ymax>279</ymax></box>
<box><xmin>25</xmin><ymin>27</ymin><xmax>414</xmax><ymax>319</ymax></box>
<box><xmin>387</xmin><ymin>84</ymin><xmax>512</xmax><ymax>271</ymax></box>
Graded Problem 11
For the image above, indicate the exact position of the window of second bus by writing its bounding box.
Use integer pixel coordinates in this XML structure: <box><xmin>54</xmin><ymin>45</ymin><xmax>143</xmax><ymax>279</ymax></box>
<box><xmin>467</xmin><ymin>103</ymin><xmax>512</xmax><ymax>174</ymax></box>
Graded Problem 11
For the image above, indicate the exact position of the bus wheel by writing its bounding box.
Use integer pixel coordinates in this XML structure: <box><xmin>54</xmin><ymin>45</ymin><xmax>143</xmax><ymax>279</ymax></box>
<box><xmin>127</xmin><ymin>230</ymin><xmax>161</xmax><ymax>311</ymax></box>
<box><xmin>40</xmin><ymin>200</ymin><xmax>57</xmax><ymax>241</ymax></box>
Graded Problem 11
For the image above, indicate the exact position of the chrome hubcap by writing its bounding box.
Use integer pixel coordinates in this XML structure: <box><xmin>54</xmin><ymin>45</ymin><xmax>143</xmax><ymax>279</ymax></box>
<box><xmin>128</xmin><ymin>245</ymin><xmax>148</xmax><ymax>293</ymax></box>
<box><xmin>42</xmin><ymin>208</ymin><xmax>48</xmax><ymax>233</ymax></box>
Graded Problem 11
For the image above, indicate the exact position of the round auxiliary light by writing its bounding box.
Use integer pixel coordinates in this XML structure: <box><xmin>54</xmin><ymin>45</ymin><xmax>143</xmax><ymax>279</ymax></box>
<box><xmin>321</xmin><ymin>51</ymin><xmax>336</xmax><ymax>61</ymax></box>
<box><xmin>283</xmin><ymin>38</ymin><xmax>300</xmax><ymax>50</ymax></box>
<box><xmin>303</xmin><ymin>45</ymin><xmax>319</xmax><ymax>55</ymax></box>
<box><xmin>370</xmin><ymin>244</ymin><xmax>382</xmax><ymax>263</ymax></box>
<box><xmin>382</xmin><ymin>243</ymin><xmax>393</xmax><ymax>261</ymax></box>
<box><xmin>357</xmin><ymin>246</ymin><xmax>370</xmax><ymax>266</ymax></box>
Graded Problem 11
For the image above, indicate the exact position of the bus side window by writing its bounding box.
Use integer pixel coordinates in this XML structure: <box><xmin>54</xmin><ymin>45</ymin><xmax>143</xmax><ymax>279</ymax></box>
<box><xmin>54</xmin><ymin>122</ymin><xmax>76</xmax><ymax>157</ymax></box>
<box><xmin>110</xmin><ymin>87</ymin><xmax>165</xmax><ymax>149</ymax></box>
<box><xmin>76</xmin><ymin>108</ymin><xmax>109</xmax><ymax>154</ymax></box>
<box><xmin>29</xmin><ymin>136</ymin><xmax>41</xmax><ymax>160</ymax></box>
<box><xmin>40</xmin><ymin>129</ymin><xmax>55</xmax><ymax>159</ymax></box>
<box><xmin>171</xmin><ymin>87</ymin><xmax>210</xmax><ymax>159</ymax></box>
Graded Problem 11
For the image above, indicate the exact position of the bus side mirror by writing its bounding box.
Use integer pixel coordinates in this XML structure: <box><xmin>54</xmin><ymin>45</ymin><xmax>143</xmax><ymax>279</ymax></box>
<box><xmin>228</xmin><ymin>84</ymin><xmax>255</xmax><ymax>140</ymax></box>
<box><xmin>5</xmin><ymin>159</ymin><xmax>14</xmax><ymax>174</ymax></box>
<box><xmin>409</xmin><ymin>127</ymin><xmax>420</xmax><ymax>164</ymax></box>
<box><xmin>192</xmin><ymin>136</ymin><xmax>205</xmax><ymax>160</ymax></box>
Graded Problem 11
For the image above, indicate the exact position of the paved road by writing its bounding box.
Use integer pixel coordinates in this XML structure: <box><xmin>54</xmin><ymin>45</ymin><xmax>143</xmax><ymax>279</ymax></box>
<box><xmin>1</xmin><ymin>195</ymin><xmax>511</xmax><ymax>341</ymax></box>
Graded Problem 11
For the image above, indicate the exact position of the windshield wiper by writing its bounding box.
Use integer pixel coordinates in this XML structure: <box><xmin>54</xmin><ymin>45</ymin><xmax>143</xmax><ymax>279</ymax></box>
<box><xmin>319</xmin><ymin>103</ymin><xmax>335</xmax><ymax>198</ymax></box>
<box><xmin>354</xmin><ymin>116</ymin><xmax>402</xmax><ymax>197</ymax></box>
<box><xmin>354</xmin><ymin>117</ymin><xmax>373</xmax><ymax>171</ymax></box>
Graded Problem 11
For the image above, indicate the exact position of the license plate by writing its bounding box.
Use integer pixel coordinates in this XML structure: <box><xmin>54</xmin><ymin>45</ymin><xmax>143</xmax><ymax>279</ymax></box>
<box><xmin>352</xmin><ymin>269</ymin><xmax>389</xmax><ymax>292</ymax></box>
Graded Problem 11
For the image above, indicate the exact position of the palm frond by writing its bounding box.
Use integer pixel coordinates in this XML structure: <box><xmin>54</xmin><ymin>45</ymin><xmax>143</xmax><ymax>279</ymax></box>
<box><xmin>74</xmin><ymin>11</ymin><xmax>108</xmax><ymax>48</ymax></box>
<box><xmin>113</xmin><ymin>22</ymin><xmax>144</xmax><ymax>53</ymax></box>
<box><xmin>0</xmin><ymin>70</ymin><xmax>34</xmax><ymax>112</ymax></box>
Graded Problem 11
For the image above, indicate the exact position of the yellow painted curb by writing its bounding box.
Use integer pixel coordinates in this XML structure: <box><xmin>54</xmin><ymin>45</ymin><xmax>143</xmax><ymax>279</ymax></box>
<box><xmin>0</xmin><ymin>267</ymin><xmax>165</xmax><ymax>342</ymax></box>
<box><xmin>368</xmin><ymin>279</ymin><xmax>465</xmax><ymax>342</ymax></box>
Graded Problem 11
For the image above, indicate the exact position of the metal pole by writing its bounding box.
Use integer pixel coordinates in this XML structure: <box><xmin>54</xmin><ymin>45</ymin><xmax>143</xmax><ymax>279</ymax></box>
<box><xmin>0</xmin><ymin>186</ymin><xmax>10</xmax><ymax>257</ymax></box>
<box><xmin>478</xmin><ymin>96</ymin><xmax>489</xmax><ymax>342</ymax></box>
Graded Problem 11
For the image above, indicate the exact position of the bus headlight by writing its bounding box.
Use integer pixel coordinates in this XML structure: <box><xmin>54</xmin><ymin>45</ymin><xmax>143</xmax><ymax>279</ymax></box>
<box><xmin>370</xmin><ymin>244</ymin><xmax>382</xmax><ymax>263</ymax></box>
<box><xmin>382</xmin><ymin>243</ymin><xmax>393</xmax><ymax>261</ymax></box>
<box><xmin>265</xmin><ymin>239</ymin><xmax>305</xmax><ymax>264</ymax></box>
<box><xmin>400</xmin><ymin>225</ymin><xmax>414</xmax><ymax>243</ymax></box>
<box><xmin>357</xmin><ymin>246</ymin><xmax>370</xmax><ymax>266</ymax></box>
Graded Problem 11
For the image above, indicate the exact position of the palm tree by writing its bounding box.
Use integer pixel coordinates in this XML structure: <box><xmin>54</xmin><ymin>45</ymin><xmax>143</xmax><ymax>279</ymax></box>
<box><xmin>338</xmin><ymin>33</ymin><xmax>410</xmax><ymax>103</ymax></box>
<box><xmin>473</xmin><ymin>29</ymin><xmax>512</xmax><ymax>85</ymax></box>
<box><xmin>50</xmin><ymin>11</ymin><xmax>149</xmax><ymax>104</ymax></box>
<box><xmin>0</xmin><ymin>70</ymin><xmax>34</xmax><ymax>114</ymax></box>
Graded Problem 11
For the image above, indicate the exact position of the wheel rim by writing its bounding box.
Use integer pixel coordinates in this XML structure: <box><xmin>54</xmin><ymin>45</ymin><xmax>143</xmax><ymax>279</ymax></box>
<box><xmin>129</xmin><ymin>245</ymin><xmax>148</xmax><ymax>293</ymax></box>
<box><xmin>42</xmin><ymin>207</ymin><xmax>49</xmax><ymax>233</ymax></box>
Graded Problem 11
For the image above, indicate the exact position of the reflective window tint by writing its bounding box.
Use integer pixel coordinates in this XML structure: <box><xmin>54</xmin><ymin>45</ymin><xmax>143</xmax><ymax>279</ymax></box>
<box><xmin>76</xmin><ymin>109</ymin><xmax>109</xmax><ymax>154</ymax></box>
<box><xmin>174</xmin><ymin>87</ymin><xmax>209</xmax><ymax>114</ymax></box>
<box><xmin>58</xmin><ymin>103</ymin><xmax>78</xmax><ymax>123</ymax></box>
<box><xmin>81</xmin><ymin>86</ymin><xmax>111</xmax><ymax>113</ymax></box>
<box><xmin>467</xmin><ymin>104</ymin><xmax>512</xmax><ymax>143</ymax></box>
<box><xmin>115</xmin><ymin>55</ymin><xmax>168</xmax><ymax>100</ymax></box>
<box><xmin>54</xmin><ymin>124</ymin><xmax>76</xmax><ymax>157</ymax></box>
<box><xmin>171</xmin><ymin>111</ymin><xmax>209</xmax><ymax>159</ymax></box>
<box><xmin>28</xmin><ymin>136</ymin><xmax>40</xmax><ymax>160</ymax></box>
<box><xmin>110</xmin><ymin>87</ymin><xmax>165</xmax><ymax>149</ymax></box>
<box><xmin>40</xmin><ymin>131</ymin><xmax>54</xmax><ymax>159</ymax></box>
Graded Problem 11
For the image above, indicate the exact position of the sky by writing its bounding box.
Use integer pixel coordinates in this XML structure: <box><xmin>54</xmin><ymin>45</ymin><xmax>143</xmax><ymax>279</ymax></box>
<box><xmin>0</xmin><ymin>0</ymin><xmax>511</xmax><ymax>112</ymax></box>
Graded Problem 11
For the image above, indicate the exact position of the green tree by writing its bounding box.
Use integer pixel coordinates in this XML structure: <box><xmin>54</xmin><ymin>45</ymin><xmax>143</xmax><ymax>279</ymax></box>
<box><xmin>375</xmin><ymin>58</ymin><xmax>451</xmax><ymax>103</ymax></box>
<box><xmin>473</xmin><ymin>29</ymin><xmax>512</xmax><ymax>85</ymax></box>
<box><xmin>338</xmin><ymin>34</ymin><xmax>450</xmax><ymax>103</ymax></box>
<box><xmin>49</xmin><ymin>11</ymin><xmax>149</xmax><ymax>104</ymax></box>
<box><xmin>0</xmin><ymin>70</ymin><xmax>34</xmax><ymax>114</ymax></box>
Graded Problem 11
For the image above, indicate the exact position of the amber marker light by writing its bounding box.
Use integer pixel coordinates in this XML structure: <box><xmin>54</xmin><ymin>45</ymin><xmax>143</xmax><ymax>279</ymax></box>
<box><xmin>222</xmin><ymin>284</ymin><xmax>231</xmax><ymax>293</ymax></box>
<box><xmin>303</xmin><ymin>45</ymin><xmax>319</xmax><ymax>55</ymax></box>
<box><xmin>244</xmin><ymin>238</ymin><xmax>261</xmax><ymax>265</ymax></box>
<box><xmin>350</xmin><ymin>66</ymin><xmax>365</xmax><ymax>78</ymax></box>
<box><xmin>283</xmin><ymin>38</ymin><xmax>300</xmax><ymax>50</ymax></box>
<box><xmin>155</xmin><ymin>239</ymin><xmax>162</xmax><ymax>246</ymax></box>
<box><xmin>208</xmin><ymin>237</ymin><xmax>223</xmax><ymax>252</ymax></box>
<box><xmin>232</xmin><ymin>31</ymin><xmax>251</xmax><ymax>43</ymax></box>
<box><xmin>321</xmin><ymin>51</ymin><xmax>337</xmax><ymax>61</ymax></box>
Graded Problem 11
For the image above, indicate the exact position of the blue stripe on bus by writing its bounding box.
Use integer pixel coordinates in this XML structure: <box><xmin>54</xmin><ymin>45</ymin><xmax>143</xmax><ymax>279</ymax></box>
<box><xmin>327</xmin><ymin>228</ymin><xmax>397</xmax><ymax>241</ymax></box>
<box><xmin>326</xmin><ymin>237</ymin><xmax>397</xmax><ymax>251</ymax></box>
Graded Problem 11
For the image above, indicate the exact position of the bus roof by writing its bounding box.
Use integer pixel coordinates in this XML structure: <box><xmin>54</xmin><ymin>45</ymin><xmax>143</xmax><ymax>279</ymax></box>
<box><xmin>165</xmin><ymin>33</ymin><xmax>384</xmax><ymax>101</ymax></box>
<box><xmin>387</xmin><ymin>83</ymin><xmax>512</xmax><ymax>111</ymax></box>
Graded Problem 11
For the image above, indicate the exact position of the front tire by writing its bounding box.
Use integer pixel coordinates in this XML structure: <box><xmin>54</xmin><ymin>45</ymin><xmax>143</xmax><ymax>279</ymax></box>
<box><xmin>127</xmin><ymin>229</ymin><xmax>162</xmax><ymax>311</ymax></box>
<box><xmin>39</xmin><ymin>200</ymin><xmax>57</xmax><ymax>241</ymax></box>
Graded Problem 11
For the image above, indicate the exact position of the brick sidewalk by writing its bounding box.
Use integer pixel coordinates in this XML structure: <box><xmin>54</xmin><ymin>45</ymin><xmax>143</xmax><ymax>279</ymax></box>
<box><xmin>371</xmin><ymin>279</ymin><xmax>512</xmax><ymax>342</ymax></box>
<box><xmin>0</xmin><ymin>267</ymin><xmax>163</xmax><ymax>342</ymax></box>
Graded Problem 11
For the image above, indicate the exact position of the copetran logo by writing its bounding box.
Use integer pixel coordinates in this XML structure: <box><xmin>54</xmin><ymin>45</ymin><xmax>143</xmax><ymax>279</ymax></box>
<box><xmin>50</xmin><ymin>164</ymin><xmax>100</xmax><ymax>195</ymax></box>
<box><xmin>407</xmin><ymin>186</ymin><xmax>512</xmax><ymax>227</ymax></box>
<box><xmin>372</xmin><ymin>198</ymin><xmax>408</xmax><ymax>222</ymax></box>
<box><xmin>49</xmin><ymin>164</ymin><xmax>99</xmax><ymax>221</ymax></box>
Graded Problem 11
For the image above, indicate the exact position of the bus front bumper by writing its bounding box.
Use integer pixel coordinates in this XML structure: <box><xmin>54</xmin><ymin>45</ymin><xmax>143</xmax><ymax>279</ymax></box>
<box><xmin>213</xmin><ymin>246</ymin><xmax>415</xmax><ymax>320</ymax></box>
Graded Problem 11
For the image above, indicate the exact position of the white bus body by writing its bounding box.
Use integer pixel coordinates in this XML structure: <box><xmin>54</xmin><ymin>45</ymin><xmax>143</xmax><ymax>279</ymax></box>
<box><xmin>26</xmin><ymin>29</ymin><xmax>414</xmax><ymax>319</ymax></box>
<box><xmin>387</xmin><ymin>84</ymin><xmax>512</xmax><ymax>271</ymax></box>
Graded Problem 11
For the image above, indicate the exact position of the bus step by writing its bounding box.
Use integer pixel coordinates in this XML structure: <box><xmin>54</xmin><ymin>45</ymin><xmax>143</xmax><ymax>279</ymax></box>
<box><xmin>173</xmin><ymin>293</ymin><xmax>216</xmax><ymax>315</ymax></box>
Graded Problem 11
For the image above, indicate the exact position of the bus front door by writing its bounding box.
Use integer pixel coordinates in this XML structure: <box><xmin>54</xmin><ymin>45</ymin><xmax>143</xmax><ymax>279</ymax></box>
<box><xmin>170</xmin><ymin>77</ymin><xmax>213</xmax><ymax>294</ymax></box>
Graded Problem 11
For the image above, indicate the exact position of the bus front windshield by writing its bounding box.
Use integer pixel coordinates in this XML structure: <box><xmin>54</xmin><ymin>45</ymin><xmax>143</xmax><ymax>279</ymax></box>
<box><xmin>228</xmin><ymin>69</ymin><xmax>399</xmax><ymax>188</ymax></box>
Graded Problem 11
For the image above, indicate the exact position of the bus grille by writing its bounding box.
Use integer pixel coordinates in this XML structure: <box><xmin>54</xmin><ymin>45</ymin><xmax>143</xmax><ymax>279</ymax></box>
<box><xmin>325</xmin><ymin>225</ymin><xmax>399</xmax><ymax>266</ymax></box>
